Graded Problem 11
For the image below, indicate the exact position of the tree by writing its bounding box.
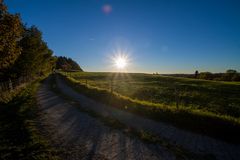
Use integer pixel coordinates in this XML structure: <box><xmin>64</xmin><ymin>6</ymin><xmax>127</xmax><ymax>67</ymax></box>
<box><xmin>0</xmin><ymin>0</ymin><xmax>7</xmax><ymax>13</ymax></box>
<box><xmin>226</xmin><ymin>69</ymin><xmax>237</xmax><ymax>74</ymax></box>
<box><xmin>0</xmin><ymin>1</ymin><xmax>56</xmax><ymax>81</ymax></box>
<box><xmin>56</xmin><ymin>56</ymin><xmax>83</xmax><ymax>71</ymax></box>
<box><xmin>0</xmin><ymin>0</ymin><xmax>23</xmax><ymax>74</ymax></box>
<box><xmin>222</xmin><ymin>69</ymin><xmax>238</xmax><ymax>81</ymax></box>
<box><xmin>195</xmin><ymin>70</ymin><xmax>199</xmax><ymax>78</ymax></box>
<box><xmin>12</xmin><ymin>26</ymin><xmax>55</xmax><ymax>77</ymax></box>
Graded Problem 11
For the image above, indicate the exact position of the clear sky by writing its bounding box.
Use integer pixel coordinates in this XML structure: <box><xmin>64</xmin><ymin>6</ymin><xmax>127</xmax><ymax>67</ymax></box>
<box><xmin>5</xmin><ymin>0</ymin><xmax>240</xmax><ymax>73</ymax></box>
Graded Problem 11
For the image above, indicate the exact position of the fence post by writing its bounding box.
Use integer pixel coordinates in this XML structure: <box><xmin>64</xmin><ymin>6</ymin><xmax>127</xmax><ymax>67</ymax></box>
<box><xmin>175</xmin><ymin>86</ymin><xmax>179</xmax><ymax>109</ymax></box>
<box><xmin>0</xmin><ymin>83</ymin><xmax>2</xmax><ymax>92</ymax></box>
<box><xmin>110</xmin><ymin>79</ymin><xmax>113</xmax><ymax>93</ymax></box>
<box><xmin>9</xmin><ymin>79</ymin><xmax>13</xmax><ymax>91</ymax></box>
<box><xmin>85</xmin><ymin>79</ymin><xmax>88</xmax><ymax>86</ymax></box>
<box><xmin>3</xmin><ymin>82</ymin><xmax>6</xmax><ymax>91</ymax></box>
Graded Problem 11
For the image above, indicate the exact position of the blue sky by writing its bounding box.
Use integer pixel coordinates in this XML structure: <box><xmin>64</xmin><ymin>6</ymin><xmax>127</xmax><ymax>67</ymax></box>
<box><xmin>5</xmin><ymin>0</ymin><xmax>240</xmax><ymax>73</ymax></box>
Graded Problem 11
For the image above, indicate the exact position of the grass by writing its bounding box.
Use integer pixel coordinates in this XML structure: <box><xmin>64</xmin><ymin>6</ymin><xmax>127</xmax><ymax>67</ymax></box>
<box><xmin>0</xmin><ymin>84</ymin><xmax>27</xmax><ymax>103</ymax></box>
<box><xmin>59</xmin><ymin>72</ymin><xmax>240</xmax><ymax>143</ymax></box>
<box><xmin>0</xmin><ymin>80</ymin><xmax>60</xmax><ymax>160</ymax></box>
<box><xmin>65</xmin><ymin>71</ymin><xmax>240</xmax><ymax>118</ymax></box>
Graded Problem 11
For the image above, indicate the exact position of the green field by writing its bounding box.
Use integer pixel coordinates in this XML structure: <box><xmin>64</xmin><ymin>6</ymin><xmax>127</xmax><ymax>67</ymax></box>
<box><xmin>65</xmin><ymin>71</ymin><xmax>240</xmax><ymax>119</ymax></box>
<box><xmin>59</xmin><ymin>71</ymin><xmax>240</xmax><ymax>142</ymax></box>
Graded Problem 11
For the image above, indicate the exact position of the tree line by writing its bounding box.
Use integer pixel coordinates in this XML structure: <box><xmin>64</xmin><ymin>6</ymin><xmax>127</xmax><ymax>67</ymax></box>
<box><xmin>0</xmin><ymin>1</ymin><xmax>55</xmax><ymax>81</ymax></box>
<box><xmin>0</xmin><ymin>1</ymin><xmax>82</xmax><ymax>81</ymax></box>
<box><xmin>163</xmin><ymin>69</ymin><xmax>240</xmax><ymax>82</ymax></box>
<box><xmin>194</xmin><ymin>69</ymin><xmax>240</xmax><ymax>81</ymax></box>
<box><xmin>55</xmin><ymin>56</ymin><xmax>83</xmax><ymax>71</ymax></box>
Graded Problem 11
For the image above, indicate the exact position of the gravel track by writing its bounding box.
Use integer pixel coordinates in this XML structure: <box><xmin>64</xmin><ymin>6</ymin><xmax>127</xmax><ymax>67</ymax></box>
<box><xmin>36</xmin><ymin>75</ymin><xmax>240</xmax><ymax>160</ymax></box>
<box><xmin>37</xmin><ymin>77</ymin><xmax>176</xmax><ymax>160</ymax></box>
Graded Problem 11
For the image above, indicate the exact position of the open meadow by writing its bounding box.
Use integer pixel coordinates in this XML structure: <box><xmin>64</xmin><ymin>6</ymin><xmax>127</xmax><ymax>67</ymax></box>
<box><xmin>66</xmin><ymin>71</ymin><xmax>240</xmax><ymax>119</ymax></box>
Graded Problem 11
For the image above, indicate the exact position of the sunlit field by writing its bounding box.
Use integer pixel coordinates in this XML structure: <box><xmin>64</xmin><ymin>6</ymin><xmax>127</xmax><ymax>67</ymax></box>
<box><xmin>65</xmin><ymin>71</ymin><xmax>240</xmax><ymax>119</ymax></box>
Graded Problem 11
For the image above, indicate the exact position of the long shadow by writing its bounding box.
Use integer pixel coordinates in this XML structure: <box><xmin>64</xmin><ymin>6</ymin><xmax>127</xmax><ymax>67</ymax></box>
<box><xmin>39</xmin><ymin>80</ymin><xmax>110</xmax><ymax>159</ymax></box>
<box><xmin>41</xmin><ymin>77</ymin><xmax>176</xmax><ymax>160</ymax></box>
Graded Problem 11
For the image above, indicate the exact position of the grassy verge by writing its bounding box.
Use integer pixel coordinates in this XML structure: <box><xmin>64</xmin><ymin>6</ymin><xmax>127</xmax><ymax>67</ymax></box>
<box><xmin>0</xmin><ymin>84</ymin><xmax>27</xmax><ymax>103</ymax></box>
<box><xmin>0</xmin><ymin>80</ymin><xmax>60</xmax><ymax>160</ymax></box>
<box><xmin>49</xmin><ymin>75</ymin><xmax>215</xmax><ymax>160</ymax></box>
<box><xmin>59</xmin><ymin>73</ymin><xmax>240</xmax><ymax>144</ymax></box>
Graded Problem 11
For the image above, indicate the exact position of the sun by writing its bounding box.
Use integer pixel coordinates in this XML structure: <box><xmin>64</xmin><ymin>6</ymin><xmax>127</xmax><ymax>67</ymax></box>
<box><xmin>109</xmin><ymin>48</ymin><xmax>131</xmax><ymax>71</ymax></box>
<box><xmin>114</xmin><ymin>56</ymin><xmax>127</xmax><ymax>69</ymax></box>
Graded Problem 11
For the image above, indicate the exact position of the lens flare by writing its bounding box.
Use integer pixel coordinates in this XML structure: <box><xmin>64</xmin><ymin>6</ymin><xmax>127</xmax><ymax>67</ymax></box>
<box><xmin>102</xmin><ymin>4</ymin><xmax>112</xmax><ymax>14</ymax></box>
<box><xmin>114</xmin><ymin>56</ymin><xmax>127</xmax><ymax>69</ymax></box>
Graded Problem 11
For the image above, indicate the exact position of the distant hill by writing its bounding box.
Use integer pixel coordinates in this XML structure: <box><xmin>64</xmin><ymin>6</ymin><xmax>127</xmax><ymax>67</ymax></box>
<box><xmin>55</xmin><ymin>56</ymin><xmax>83</xmax><ymax>71</ymax></box>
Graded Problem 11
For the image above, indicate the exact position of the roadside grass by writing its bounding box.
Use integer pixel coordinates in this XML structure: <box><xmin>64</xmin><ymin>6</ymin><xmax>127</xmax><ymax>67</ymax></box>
<box><xmin>0</xmin><ymin>88</ymin><xmax>21</xmax><ymax>103</ymax></box>
<box><xmin>0</xmin><ymin>83</ymin><xmax>29</xmax><ymax>103</ymax></box>
<box><xmin>49</xmin><ymin>75</ymin><xmax>215</xmax><ymax>160</ymax></box>
<box><xmin>58</xmin><ymin>73</ymin><xmax>240</xmax><ymax>143</ymax></box>
<box><xmin>0</xmin><ymin>80</ymin><xmax>60</xmax><ymax>160</ymax></box>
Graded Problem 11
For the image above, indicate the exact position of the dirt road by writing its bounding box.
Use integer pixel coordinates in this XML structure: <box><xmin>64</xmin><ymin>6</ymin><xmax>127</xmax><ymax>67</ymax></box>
<box><xmin>37</xmin><ymin>77</ymin><xmax>176</xmax><ymax>160</ymax></box>
<box><xmin>36</xmin><ymin>75</ymin><xmax>240</xmax><ymax>160</ymax></box>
